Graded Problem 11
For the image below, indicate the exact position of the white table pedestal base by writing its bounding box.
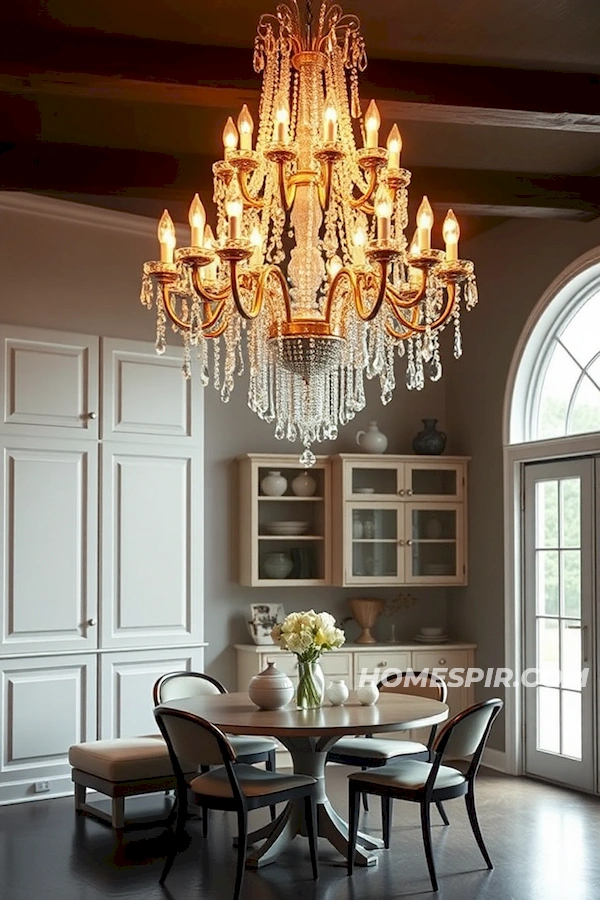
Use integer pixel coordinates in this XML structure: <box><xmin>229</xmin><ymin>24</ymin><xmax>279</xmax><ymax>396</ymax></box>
<box><xmin>245</xmin><ymin>735</ymin><xmax>383</xmax><ymax>868</ymax></box>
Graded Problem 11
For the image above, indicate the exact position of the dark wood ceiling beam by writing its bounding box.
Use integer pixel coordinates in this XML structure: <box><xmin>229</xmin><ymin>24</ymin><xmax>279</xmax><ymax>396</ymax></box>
<box><xmin>0</xmin><ymin>23</ymin><xmax>599</xmax><ymax>131</ymax></box>
<box><xmin>0</xmin><ymin>142</ymin><xmax>597</xmax><ymax>220</ymax></box>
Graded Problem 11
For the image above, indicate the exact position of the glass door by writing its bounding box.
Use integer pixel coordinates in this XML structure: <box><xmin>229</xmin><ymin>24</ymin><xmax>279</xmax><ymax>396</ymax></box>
<box><xmin>523</xmin><ymin>459</ymin><xmax>595</xmax><ymax>791</ymax></box>
<box><xmin>344</xmin><ymin>504</ymin><xmax>402</xmax><ymax>584</ymax></box>
<box><xmin>404</xmin><ymin>503</ymin><xmax>464</xmax><ymax>584</ymax></box>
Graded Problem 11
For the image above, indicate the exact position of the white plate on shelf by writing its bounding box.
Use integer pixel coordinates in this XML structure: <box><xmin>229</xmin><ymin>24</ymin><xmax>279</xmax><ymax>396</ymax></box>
<box><xmin>265</xmin><ymin>521</ymin><xmax>310</xmax><ymax>535</ymax></box>
<box><xmin>414</xmin><ymin>633</ymin><xmax>450</xmax><ymax>643</ymax></box>
<box><xmin>355</xmin><ymin>487</ymin><xmax>375</xmax><ymax>494</ymax></box>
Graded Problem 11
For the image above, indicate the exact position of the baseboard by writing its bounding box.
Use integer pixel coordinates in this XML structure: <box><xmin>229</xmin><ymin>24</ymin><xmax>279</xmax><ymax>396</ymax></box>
<box><xmin>0</xmin><ymin>774</ymin><xmax>73</xmax><ymax>805</ymax></box>
<box><xmin>481</xmin><ymin>747</ymin><xmax>506</xmax><ymax>772</ymax></box>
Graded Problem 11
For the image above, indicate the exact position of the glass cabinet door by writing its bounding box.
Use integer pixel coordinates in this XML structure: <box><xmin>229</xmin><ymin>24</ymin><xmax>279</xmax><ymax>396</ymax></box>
<box><xmin>405</xmin><ymin>462</ymin><xmax>464</xmax><ymax>501</ymax></box>
<box><xmin>347</xmin><ymin>462</ymin><xmax>403</xmax><ymax>499</ymax></box>
<box><xmin>404</xmin><ymin>504</ymin><xmax>464</xmax><ymax>583</ymax></box>
<box><xmin>345</xmin><ymin>505</ymin><xmax>403</xmax><ymax>583</ymax></box>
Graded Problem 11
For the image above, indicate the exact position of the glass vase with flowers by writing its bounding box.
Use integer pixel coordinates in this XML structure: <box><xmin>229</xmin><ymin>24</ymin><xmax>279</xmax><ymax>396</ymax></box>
<box><xmin>272</xmin><ymin>610</ymin><xmax>346</xmax><ymax>709</ymax></box>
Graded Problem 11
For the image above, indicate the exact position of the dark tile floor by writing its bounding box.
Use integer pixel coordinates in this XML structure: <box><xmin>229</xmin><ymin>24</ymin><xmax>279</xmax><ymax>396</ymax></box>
<box><xmin>1</xmin><ymin>766</ymin><xmax>600</xmax><ymax>900</ymax></box>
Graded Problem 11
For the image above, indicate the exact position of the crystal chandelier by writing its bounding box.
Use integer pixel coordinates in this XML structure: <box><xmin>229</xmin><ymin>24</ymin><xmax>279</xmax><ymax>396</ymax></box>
<box><xmin>141</xmin><ymin>0</ymin><xmax>478</xmax><ymax>466</ymax></box>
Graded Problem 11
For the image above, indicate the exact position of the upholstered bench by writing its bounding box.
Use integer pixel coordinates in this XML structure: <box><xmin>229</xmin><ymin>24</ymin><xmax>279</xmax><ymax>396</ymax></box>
<box><xmin>69</xmin><ymin>737</ymin><xmax>177</xmax><ymax>829</ymax></box>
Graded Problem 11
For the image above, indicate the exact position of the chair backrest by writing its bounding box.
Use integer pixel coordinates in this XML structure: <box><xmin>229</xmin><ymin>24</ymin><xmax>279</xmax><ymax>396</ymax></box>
<box><xmin>377</xmin><ymin>670</ymin><xmax>448</xmax><ymax>704</ymax></box>
<box><xmin>153</xmin><ymin>671</ymin><xmax>226</xmax><ymax>706</ymax></box>
<box><xmin>434</xmin><ymin>698</ymin><xmax>503</xmax><ymax>779</ymax></box>
<box><xmin>154</xmin><ymin>706</ymin><xmax>237</xmax><ymax>776</ymax></box>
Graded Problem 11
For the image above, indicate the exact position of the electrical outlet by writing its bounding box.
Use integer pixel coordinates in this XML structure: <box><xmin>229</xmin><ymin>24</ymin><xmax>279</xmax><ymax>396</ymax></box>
<box><xmin>34</xmin><ymin>781</ymin><xmax>50</xmax><ymax>793</ymax></box>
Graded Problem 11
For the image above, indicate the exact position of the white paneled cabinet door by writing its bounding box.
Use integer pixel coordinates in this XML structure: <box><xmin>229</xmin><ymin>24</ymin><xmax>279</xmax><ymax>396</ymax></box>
<box><xmin>101</xmin><ymin>442</ymin><xmax>201</xmax><ymax>649</ymax></box>
<box><xmin>99</xmin><ymin>647</ymin><xmax>206</xmax><ymax>739</ymax></box>
<box><xmin>101</xmin><ymin>338</ymin><xmax>199</xmax><ymax>444</ymax></box>
<box><xmin>0</xmin><ymin>436</ymin><xmax>98</xmax><ymax>655</ymax></box>
<box><xmin>0</xmin><ymin>325</ymin><xmax>99</xmax><ymax>438</ymax></box>
<box><xmin>0</xmin><ymin>654</ymin><xmax>97</xmax><ymax>803</ymax></box>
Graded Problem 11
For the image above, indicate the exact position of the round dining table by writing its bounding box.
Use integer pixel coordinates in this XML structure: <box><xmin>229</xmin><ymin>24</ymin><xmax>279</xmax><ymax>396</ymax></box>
<box><xmin>161</xmin><ymin>690</ymin><xmax>448</xmax><ymax>868</ymax></box>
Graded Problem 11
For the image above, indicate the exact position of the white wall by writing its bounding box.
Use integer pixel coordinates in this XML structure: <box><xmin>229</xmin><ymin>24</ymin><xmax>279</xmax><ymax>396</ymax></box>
<box><xmin>0</xmin><ymin>193</ymin><xmax>450</xmax><ymax>690</ymax></box>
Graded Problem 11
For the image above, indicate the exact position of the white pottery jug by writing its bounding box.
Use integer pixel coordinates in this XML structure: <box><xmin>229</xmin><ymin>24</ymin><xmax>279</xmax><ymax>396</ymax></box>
<box><xmin>356</xmin><ymin>421</ymin><xmax>388</xmax><ymax>454</ymax></box>
<box><xmin>248</xmin><ymin>662</ymin><xmax>295</xmax><ymax>710</ymax></box>
<box><xmin>326</xmin><ymin>679</ymin><xmax>350</xmax><ymax>706</ymax></box>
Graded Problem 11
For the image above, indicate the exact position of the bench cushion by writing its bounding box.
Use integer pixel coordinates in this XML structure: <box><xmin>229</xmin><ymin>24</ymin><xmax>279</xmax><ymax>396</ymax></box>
<box><xmin>69</xmin><ymin>738</ymin><xmax>172</xmax><ymax>783</ymax></box>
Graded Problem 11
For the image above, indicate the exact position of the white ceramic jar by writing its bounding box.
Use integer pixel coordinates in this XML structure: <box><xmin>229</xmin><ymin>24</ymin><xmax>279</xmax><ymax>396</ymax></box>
<box><xmin>326</xmin><ymin>679</ymin><xmax>349</xmax><ymax>706</ymax></box>
<box><xmin>356</xmin><ymin>421</ymin><xmax>388</xmax><ymax>454</ymax></box>
<box><xmin>248</xmin><ymin>662</ymin><xmax>295</xmax><ymax>710</ymax></box>
<box><xmin>261</xmin><ymin>470</ymin><xmax>287</xmax><ymax>496</ymax></box>
<box><xmin>263</xmin><ymin>551</ymin><xmax>293</xmax><ymax>579</ymax></box>
<box><xmin>357</xmin><ymin>682</ymin><xmax>379</xmax><ymax>706</ymax></box>
<box><xmin>291</xmin><ymin>471</ymin><xmax>317</xmax><ymax>497</ymax></box>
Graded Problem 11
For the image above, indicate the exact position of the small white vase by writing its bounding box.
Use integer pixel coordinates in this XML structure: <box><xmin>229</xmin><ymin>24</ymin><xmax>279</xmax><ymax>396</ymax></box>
<box><xmin>261</xmin><ymin>470</ymin><xmax>287</xmax><ymax>496</ymax></box>
<box><xmin>291</xmin><ymin>471</ymin><xmax>317</xmax><ymax>497</ymax></box>
<box><xmin>357</xmin><ymin>682</ymin><xmax>379</xmax><ymax>706</ymax></box>
<box><xmin>326</xmin><ymin>679</ymin><xmax>349</xmax><ymax>706</ymax></box>
<box><xmin>356</xmin><ymin>421</ymin><xmax>388</xmax><ymax>454</ymax></box>
<box><xmin>248</xmin><ymin>662</ymin><xmax>295</xmax><ymax>710</ymax></box>
<box><xmin>263</xmin><ymin>551</ymin><xmax>293</xmax><ymax>579</ymax></box>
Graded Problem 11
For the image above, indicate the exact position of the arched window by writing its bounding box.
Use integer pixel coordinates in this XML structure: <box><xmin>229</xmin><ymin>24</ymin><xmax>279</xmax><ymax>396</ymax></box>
<box><xmin>510</xmin><ymin>257</ymin><xmax>600</xmax><ymax>444</ymax></box>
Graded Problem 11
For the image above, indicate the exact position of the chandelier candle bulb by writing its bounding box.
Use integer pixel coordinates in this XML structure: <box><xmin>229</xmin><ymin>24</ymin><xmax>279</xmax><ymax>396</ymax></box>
<box><xmin>275</xmin><ymin>101</ymin><xmax>290</xmax><ymax>144</ymax></box>
<box><xmin>443</xmin><ymin>209</ymin><xmax>460</xmax><ymax>261</ymax></box>
<box><xmin>386</xmin><ymin>124</ymin><xmax>402</xmax><ymax>169</ymax></box>
<box><xmin>222</xmin><ymin>116</ymin><xmax>239</xmax><ymax>157</ymax></box>
<box><xmin>353</xmin><ymin>226</ymin><xmax>367</xmax><ymax>266</ymax></box>
<box><xmin>226</xmin><ymin>190</ymin><xmax>244</xmax><ymax>240</ymax></box>
<box><xmin>157</xmin><ymin>209</ymin><xmax>176</xmax><ymax>263</ymax></box>
<box><xmin>188</xmin><ymin>194</ymin><xmax>206</xmax><ymax>248</ymax></box>
<box><xmin>323</xmin><ymin>96</ymin><xmax>338</xmax><ymax>143</ymax></box>
<box><xmin>201</xmin><ymin>224</ymin><xmax>217</xmax><ymax>282</ymax></box>
<box><xmin>250</xmin><ymin>227</ymin><xmax>263</xmax><ymax>267</ymax></box>
<box><xmin>237</xmin><ymin>104</ymin><xmax>254</xmax><ymax>151</ymax></box>
<box><xmin>375</xmin><ymin>184</ymin><xmax>393</xmax><ymax>241</ymax></box>
<box><xmin>327</xmin><ymin>255</ymin><xmax>343</xmax><ymax>280</ymax></box>
<box><xmin>364</xmin><ymin>99</ymin><xmax>381</xmax><ymax>148</ymax></box>
<box><xmin>417</xmin><ymin>195</ymin><xmax>434</xmax><ymax>251</ymax></box>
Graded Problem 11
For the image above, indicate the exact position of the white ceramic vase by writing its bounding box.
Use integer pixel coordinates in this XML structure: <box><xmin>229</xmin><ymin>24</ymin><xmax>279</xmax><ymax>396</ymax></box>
<box><xmin>291</xmin><ymin>471</ymin><xmax>317</xmax><ymax>497</ymax></box>
<box><xmin>357</xmin><ymin>682</ymin><xmax>379</xmax><ymax>706</ymax></box>
<box><xmin>248</xmin><ymin>662</ymin><xmax>294</xmax><ymax>710</ymax></box>
<box><xmin>263</xmin><ymin>551</ymin><xmax>293</xmax><ymax>579</ymax></box>
<box><xmin>326</xmin><ymin>679</ymin><xmax>349</xmax><ymax>706</ymax></box>
<box><xmin>356</xmin><ymin>421</ymin><xmax>388</xmax><ymax>454</ymax></box>
<box><xmin>261</xmin><ymin>470</ymin><xmax>287</xmax><ymax>496</ymax></box>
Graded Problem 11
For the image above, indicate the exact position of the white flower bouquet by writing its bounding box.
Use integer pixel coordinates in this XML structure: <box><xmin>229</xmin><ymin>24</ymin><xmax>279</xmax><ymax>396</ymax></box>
<box><xmin>272</xmin><ymin>610</ymin><xmax>346</xmax><ymax>708</ymax></box>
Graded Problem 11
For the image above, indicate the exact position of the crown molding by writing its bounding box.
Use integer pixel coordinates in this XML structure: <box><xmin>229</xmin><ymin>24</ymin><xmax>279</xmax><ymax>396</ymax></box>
<box><xmin>0</xmin><ymin>191</ymin><xmax>158</xmax><ymax>238</ymax></box>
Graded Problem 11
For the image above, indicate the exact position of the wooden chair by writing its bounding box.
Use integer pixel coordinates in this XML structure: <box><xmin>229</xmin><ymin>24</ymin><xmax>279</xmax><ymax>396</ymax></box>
<box><xmin>326</xmin><ymin>670</ymin><xmax>449</xmax><ymax>823</ymax></box>
<box><xmin>154</xmin><ymin>705</ymin><xmax>318</xmax><ymax>900</ymax></box>
<box><xmin>153</xmin><ymin>671</ymin><xmax>279</xmax><ymax>831</ymax></box>
<box><xmin>347</xmin><ymin>698</ymin><xmax>503</xmax><ymax>891</ymax></box>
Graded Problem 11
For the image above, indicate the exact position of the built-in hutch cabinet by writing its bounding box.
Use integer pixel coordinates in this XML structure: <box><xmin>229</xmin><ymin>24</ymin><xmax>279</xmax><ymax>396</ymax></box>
<box><xmin>237</xmin><ymin>452</ymin><xmax>469</xmax><ymax>587</ymax></box>
<box><xmin>0</xmin><ymin>326</ymin><xmax>205</xmax><ymax>804</ymax></box>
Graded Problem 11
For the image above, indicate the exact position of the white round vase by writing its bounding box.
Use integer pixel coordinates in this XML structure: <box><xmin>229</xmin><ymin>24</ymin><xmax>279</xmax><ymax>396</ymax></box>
<box><xmin>248</xmin><ymin>662</ymin><xmax>294</xmax><ymax>710</ymax></box>
<box><xmin>291</xmin><ymin>471</ymin><xmax>317</xmax><ymax>497</ymax></box>
<box><xmin>263</xmin><ymin>551</ymin><xmax>293</xmax><ymax>579</ymax></box>
<box><xmin>357</xmin><ymin>682</ymin><xmax>380</xmax><ymax>706</ymax></box>
<box><xmin>326</xmin><ymin>679</ymin><xmax>349</xmax><ymax>706</ymax></box>
<box><xmin>261</xmin><ymin>470</ymin><xmax>287</xmax><ymax>496</ymax></box>
<box><xmin>356</xmin><ymin>421</ymin><xmax>388</xmax><ymax>454</ymax></box>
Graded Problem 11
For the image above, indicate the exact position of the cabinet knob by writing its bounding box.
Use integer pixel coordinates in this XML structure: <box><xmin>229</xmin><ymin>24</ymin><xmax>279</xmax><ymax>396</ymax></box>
<box><xmin>88</xmin><ymin>412</ymin><xmax>97</xmax><ymax>420</ymax></box>
<box><xmin>87</xmin><ymin>618</ymin><xmax>97</xmax><ymax>626</ymax></box>
<box><xmin>398</xmin><ymin>489</ymin><xmax>405</xmax><ymax>496</ymax></box>
<box><xmin>406</xmin><ymin>539</ymin><xmax>413</xmax><ymax>546</ymax></box>
<box><xmin>398</xmin><ymin>539</ymin><xmax>405</xmax><ymax>546</ymax></box>
<box><xmin>406</xmin><ymin>489</ymin><xmax>413</xmax><ymax>496</ymax></box>
<box><xmin>439</xmin><ymin>658</ymin><xmax>446</xmax><ymax>665</ymax></box>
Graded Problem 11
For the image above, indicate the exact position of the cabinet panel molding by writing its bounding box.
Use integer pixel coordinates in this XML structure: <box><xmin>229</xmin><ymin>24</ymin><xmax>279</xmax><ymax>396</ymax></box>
<box><xmin>0</xmin><ymin>325</ymin><xmax>99</xmax><ymax>438</ymax></box>
<box><xmin>0</xmin><ymin>437</ymin><xmax>98</xmax><ymax>654</ymax></box>
<box><xmin>102</xmin><ymin>338</ymin><xmax>200</xmax><ymax>442</ymax></box>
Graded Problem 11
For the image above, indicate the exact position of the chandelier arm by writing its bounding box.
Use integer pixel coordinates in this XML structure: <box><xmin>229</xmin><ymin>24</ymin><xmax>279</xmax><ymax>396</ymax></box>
<box><xmin>350</xmin><ymin>167</ymin><xmax>377</xmax><ymax>210</ymax></box>
<box><xmin>386</xmin><ymin>282</ymin><xmax>457</xmax><ymax>337</ymax></box>
<box><xmin>159</xmin><ymin>282</ymin><xmax>228</xmax><ymax>333</ymax></box>
<box><xmin>257</xmin><ymin>264</ymin><xmax>293</xmax><ymax>320</ymax></box>
<box><xmin>385</xmin><ymin>275</ymin><xmax>427</xmax><ymax>309</ymax></box>
<box><xmin>190</xmin><ymin>267</ymin><xmax>231</xmax><ymax>304</ymax></box>
<box><xmin>238</xmin><ymin>170</ymin><xmax>265</xmax><ymax>209</ymax></box>
<box><xmin>277</xmin><ymin>162</ymin><xmax>296</xmax><ymax>210</ymax></box>
<box><xmin>228</xmin><ymin>261</ymin><xmax>263</xmax><ymax>319</ymax></box>
<box><xmin>327</xmin><ymin>260</ymin><xmax>389</xmax><ymax>323</ymax></box>
<box><xmin>318</xmin><ymin>159</ymin><xmax>333</xmax><ymax>209</ymax></box>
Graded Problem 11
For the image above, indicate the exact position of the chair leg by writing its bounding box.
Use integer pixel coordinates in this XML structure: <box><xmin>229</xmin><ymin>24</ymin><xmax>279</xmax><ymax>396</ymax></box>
<box><xmin>200</xmin><ymin>766</ymin><xmax>210</xmax><ymax>837</ymax></box>
<box><xmin>436</xmin><ymin>800</ymin><xmax>450</xmax><ymax>826</ymax></box>
<box><xmin>111</xmin><ymin>796</ymin><xmax>125</xmax><ymax>830</ymax></box>
<box><xmin>420</xmin><ymin>801</ymin><xmax>438</xmax><ymax>892</ymax></box>
<box><xmin>347</xmin><ymin>786</ymin><xmax>361</xmax><ymax>876</ymax></box>
<box><xmin>465</xmin><ymin>788</ymin><xmax>493</xmax><ymax>869</ymax></box>
<box><xmin>304</xmin><ymin>795</ymin><xmax>319</xmax><ymax>881</ymax></box>
<box><xmin>361</xmin><ymin>768</ymin><xmax>369</xmax><ymax>811</ymax></box>
<box><xmin>160</xmin><ymin>792</ymin><xmax>187</xmax><ymax>885</ymax></box>
<box><xmin>233</xmin><ymin>806</ymin><xmax>248</xmax><ymax>900</ymax></box>
<box><xmin>381</xmin><ymin>796</ymin><xmax>392</xmax><ymax>849</ymax></box>
<box><xmin>266</xmin><ymin>750</ymin><xmax>277</xmax><ymax>821</ymax></box>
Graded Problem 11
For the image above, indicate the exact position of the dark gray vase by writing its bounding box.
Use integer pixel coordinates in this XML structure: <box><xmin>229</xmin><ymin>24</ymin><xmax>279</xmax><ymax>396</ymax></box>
<box><xmin>412</xmin><ymin>418</ymin><xmax>446</xmax><ymax>455</ymax></box>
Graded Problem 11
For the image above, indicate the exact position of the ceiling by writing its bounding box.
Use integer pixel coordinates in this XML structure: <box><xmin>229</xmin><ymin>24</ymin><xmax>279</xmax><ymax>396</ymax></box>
<box><xmin>0</xmin><ymin>0</ymin><xmax>599</xmax><ymax>241</ymax></box>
